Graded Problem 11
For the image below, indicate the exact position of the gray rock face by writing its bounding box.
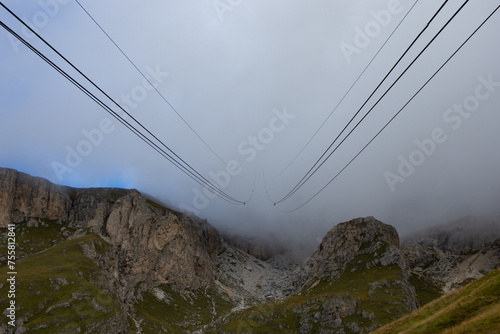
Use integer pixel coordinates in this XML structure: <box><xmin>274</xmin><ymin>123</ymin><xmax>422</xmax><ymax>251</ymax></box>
<box><xmin>402</xmin><ymin>218</ymin><xmax>500</xmax><ymax>293</ymax></box>
<box><xmin>299</xmin><ymin>217</ymin><xmax>409</xmax><ymax>285</ymax></box>
<box><xmin>286</xmin><ymin>217</ymin><xmax>419</xmax><ymax>333</ymax></box>
<box><xmin>100</xmin><ymin>190</ymin><xmax>225</xmax><ymax>300</ymax></box>
<box><xmin>403</xmin><ymin>216</ymin><xmax>500</xmax><ymax>255</ymax></box>
<box><xmin>0</xmin><ymin>168</ymin><xmax>71</xmax><ymax>226</ymax></box>
<box><xmin>214</xmin><ymin>245</ymin><xmax>295</xmax><ymax>305</ymax></box>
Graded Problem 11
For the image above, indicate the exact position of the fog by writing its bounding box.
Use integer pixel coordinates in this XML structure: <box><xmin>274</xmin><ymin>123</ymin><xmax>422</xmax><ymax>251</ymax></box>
<box><xmin>1</xmin><ymin>0</ymin><xmax>500</xmax><ymax>254</ymax></box>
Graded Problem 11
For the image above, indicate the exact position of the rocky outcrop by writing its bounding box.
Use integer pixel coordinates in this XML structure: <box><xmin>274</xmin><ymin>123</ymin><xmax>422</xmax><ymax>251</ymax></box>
<box><xmin>403</xmin><ymin>216</ymin><xmax>500</xmax><ymax>255</ymax></box>
<box><xmin>294</xmin><ymin>295</ymin><xmax>360</xmax><ymax>333</ymax></box>
<box><xmin>0</xmin><ymin>168</ymin><xmax>71</xmax><ymax>226</ymax></box>
<box><xmin>402</xmin><ymin>217</ymin><xmax>500</xmax><ymax>293</ymax></box>
<box><xmin>299</xmin><ymin>216</ymin><xmax>409</xmax><ymax>285</ymax></box>
<box><xmin>101</xmin><ymin>190</ymin><xmax>226</xmax><ymax>303</ymax></box>
<box><xmin>217</xmin><ymin>217</ymin><xmax>420</xmax><ymax>333</ymax></box>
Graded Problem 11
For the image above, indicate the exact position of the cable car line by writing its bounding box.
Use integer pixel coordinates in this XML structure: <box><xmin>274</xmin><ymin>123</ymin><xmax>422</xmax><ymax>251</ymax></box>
<box><xmin>74</xmin><ymin>0</ymin><xmax>245</xmax><ymax>178</ymax></box>
<box><xmin>0</xmin><ymin>19</ymin><xmax>245</xmax><ymax>204</ymax></box>
<box><xmin>272</xmin><ymin>0</ymin><xmax>458</xmax><ymax>205</ymax></box>
<box><xmin>280</xmin><ymin>2</ymin><xmax>499</xmax><ymax>212</ymax></box>
<box><xmin>275</xmin><ymin>0</ymin><xmax>420</xmax><ymax>177</ymax></box>
<box><xmin>0</xmin><ymin>4</ymin><xmax>249</xmax><ymax>205</ymax></box>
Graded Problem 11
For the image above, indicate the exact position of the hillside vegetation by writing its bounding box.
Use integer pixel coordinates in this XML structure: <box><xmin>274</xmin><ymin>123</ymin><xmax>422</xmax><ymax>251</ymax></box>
<box><xmin>373</xmin><ymin>269</ymin><xmax>500</xmax><ymax>334</ymax></box>
<box><xmin>0</xmin><ymin>232</ymin><xmax>125</xmax><ymax>333</ymax></box>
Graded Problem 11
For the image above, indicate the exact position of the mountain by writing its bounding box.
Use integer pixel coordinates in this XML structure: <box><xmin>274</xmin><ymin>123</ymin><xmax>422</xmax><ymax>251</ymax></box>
<box><xmin>401</xmin><ymin>217</ymin><xmax>500</xmax><ymax>295</ymax></box>
<box><xmin>0</xmin><ymin>167</ymin><xmax>499</xmax><ymax>333</ymax></box>
<box><xmin>0</xmin><ymin>168</ymin><xmax>295</xmax><ymax>333</ymax></box>
<box><xmin>215</xmin><ymin>217</ymin><xmax>419</xmax><ymax>333</ymax></box>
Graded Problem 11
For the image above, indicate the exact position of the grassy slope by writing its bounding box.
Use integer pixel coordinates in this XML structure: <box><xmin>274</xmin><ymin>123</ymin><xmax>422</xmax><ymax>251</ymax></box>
<box><xmin>0</xmin><ymin>219</ymin><xmax>78</xmax><ymax>266</ymax></box>
<box><xmin>373</xmin><ymin>269</ymin><xmax>500</xmax><ymax>334</ymax></box>
<box><xmin>0</xmin><ymin>218</ymin><xmax>237</xmax><ymax>334</ymax></box>
<box><xmin>135</xmin><ymin>284</ymin><xmax>235</xmax><ymax>333</ymax></box>
<box><xmin>409</xmin><ymin>274</ymin><xmax>443</xmax><ymax>306</ymax></box>
<box><xmin>0</xmin><ymin>233</ymin><xmax>124</xmax><ymax>333</ymax></box>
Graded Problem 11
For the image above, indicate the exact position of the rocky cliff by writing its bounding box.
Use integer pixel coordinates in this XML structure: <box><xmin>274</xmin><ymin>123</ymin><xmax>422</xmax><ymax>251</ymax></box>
<box><xmin>0</xmin><ymin>168</ymin><xmax>224</xmax><ymax>295</ymax></box>
<box><xmin>0</xmin><ymin>168</ymin><xmax>71</xmax><ymax>227</ymax></box>
<box><xmin>298</xmin><ymin>217</ymin><xmax>408</xmax><ymax>284</ymax></box>
<box><xmin>0</xmin><ymin>168</ymin><xmax>295</xmax><ymax>333</ymax></box>
<box><xmin>275</xmin><ymin>217</ymin><xmax>419</xmax><ymax>334</ymax></box>
<box><xmin>402</xmin><ymin>217</ymin><xmax>500</xmax><ymax>293</ymax></box>
<box><xmin>403</xmin><ymin>216</ymin><xmax>500</xmax><ymax>254</ymax></box>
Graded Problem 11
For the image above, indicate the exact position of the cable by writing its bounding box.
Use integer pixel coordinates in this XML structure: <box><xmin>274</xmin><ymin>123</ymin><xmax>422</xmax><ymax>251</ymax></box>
<box><xmin>0</xmin><ymin>3</ymin><xmax>200</xmax><ymax>193</ymax></box>
<box><xmin>0</xmin><ymin>7</ymin><xmax>248</xmax><ymax>204</ymax></box>
<box><xmin>277</xmin><ymin>0</ymin><xmax>466</xmax><ymax>204</ymax></box>
<box><xmin>281</xmin><ymin>3</ymin><xmax>500</xmax><ymax>213</ymax></box>
<box><xmin>74</xmin><ymin>0</ymin><xmax>244</xmax><ymax>178</ymax></box>
<box><xmin>0</xmin><ymin>2</ymin><xmax>248</xmax><ymax>204</ymax></box>
<box><xmin>0</xmin><ymin>20</ymin><xmax>244</xmax><ymax>204</ymax></box>
<box><xmin>275</xmin><ymin>0</ymin><xmax>420</xmax><ymax>177</ymax></box>
<box><xmin>274</xmin><ymin>0</ymin><xmax>451</xmax><ymax>204</ymax></box>
<box><xmin>273</xmin><ymin>0</ymin><xmax>454</xmax><ymax>204</ymax></box>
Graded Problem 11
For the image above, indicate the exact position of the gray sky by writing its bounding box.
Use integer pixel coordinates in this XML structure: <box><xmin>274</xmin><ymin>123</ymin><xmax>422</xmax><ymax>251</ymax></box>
<box><xmin>1</xmin><ymin>0</ymin><xmax>500</xmax><ymax>253</ymax></box>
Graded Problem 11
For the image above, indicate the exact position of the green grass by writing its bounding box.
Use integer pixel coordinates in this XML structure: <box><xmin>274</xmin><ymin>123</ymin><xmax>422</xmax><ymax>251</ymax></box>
<box><xmin>0</xmin><ymin>219</ymin><xmax>78</xmax><ymax>265</ymax></box>
<box><xmin>0</xmin><ymin>234</ymin><xmax>124</xmax><ymax>333</ymax></box>
<box><xmin>212</xmin><ymin>300</ymin><xmax>299</xmax><ymax>333</ymax></box>
<box><xmin>373</xmin><ymin>270</ymin><xmax>500</xmax><ymax>334</ymax></box>
<box><xmin>135</xmin><ymin>284</ymin><xmax>235</xmax><ymax>333</ymax></box>
<box><xmin>409</xmin><ymin>274</ymin><xmax>443</xmax><ymax>306</ymax></box>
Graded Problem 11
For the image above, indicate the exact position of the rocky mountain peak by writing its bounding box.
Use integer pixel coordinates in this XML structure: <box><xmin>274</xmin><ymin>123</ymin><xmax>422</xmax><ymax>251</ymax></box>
<box><xmin>318</xmin><ymin>216</ymin><xmax>399</xmax><ymax>255</ymax></box>
<box><xmin>300</xmin><ymin>216</ymin><xmax>407</xmax><ymax>284</ymax></box>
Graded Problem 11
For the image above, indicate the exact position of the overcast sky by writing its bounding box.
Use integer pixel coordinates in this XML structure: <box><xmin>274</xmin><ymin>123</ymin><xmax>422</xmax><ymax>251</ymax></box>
<box><xmin>1</xmin><ymin>0</ymin><xmax>500</xmax><ymax>254</ymax></box>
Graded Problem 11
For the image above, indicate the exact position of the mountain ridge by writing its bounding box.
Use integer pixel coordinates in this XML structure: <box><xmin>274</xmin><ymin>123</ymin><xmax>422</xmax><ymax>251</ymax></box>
<box><xmin>0</xmin><ymin>167</ymin><xmax>499</xmax><ymax>333</ymax></box>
